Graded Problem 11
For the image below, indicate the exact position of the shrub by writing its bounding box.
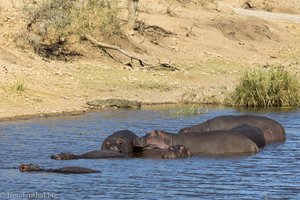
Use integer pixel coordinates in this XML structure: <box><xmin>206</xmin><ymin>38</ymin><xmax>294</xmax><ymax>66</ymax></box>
<box><xmin>26</xmin><ymin>0</ymin><xmax>122</xmax><ymax>40</ymax></box>
<box><xmin>228</xmin><ymin>68</ymin><xmax>300</xmax><ymax>107</ymax></box>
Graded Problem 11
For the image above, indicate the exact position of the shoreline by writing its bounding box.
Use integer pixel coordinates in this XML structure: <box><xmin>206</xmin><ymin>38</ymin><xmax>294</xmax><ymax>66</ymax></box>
<box><xmin>0</xmin><ymin>101</ymin><xmax>181</xmax><ymax>122</ymax></box>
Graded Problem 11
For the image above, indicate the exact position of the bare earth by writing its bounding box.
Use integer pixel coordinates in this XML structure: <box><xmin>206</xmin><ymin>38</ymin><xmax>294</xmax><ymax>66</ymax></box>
<box><xmin>0</xmin><ymin>0</ymin><xmax>300</xmax><ymax>120</ymax></box>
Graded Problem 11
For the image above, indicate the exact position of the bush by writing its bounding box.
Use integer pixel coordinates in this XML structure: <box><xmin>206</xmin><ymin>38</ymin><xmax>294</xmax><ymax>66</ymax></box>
<box><xmin>26</xmin><ymin>0</ymin><xmax>122</xmax><ymax>40</ymax></box>
<box><xmin>228</xmin><ymin>68</ymin><xmax>300</xmax><ymax>107</ymax></box>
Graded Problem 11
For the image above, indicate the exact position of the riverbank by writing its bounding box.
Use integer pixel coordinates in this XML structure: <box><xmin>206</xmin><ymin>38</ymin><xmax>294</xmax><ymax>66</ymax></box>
<box><xmin>0</xmin><ymin>0</ymin><xmax>300</xmax><ymax>120</ymax></box>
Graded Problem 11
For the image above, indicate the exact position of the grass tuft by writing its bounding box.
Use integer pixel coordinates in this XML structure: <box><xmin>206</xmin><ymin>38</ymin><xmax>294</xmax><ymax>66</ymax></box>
<box><xmin>227</xmin><ymin>67</ymin><xmax>300</xmax><ymax>107</ymax></box>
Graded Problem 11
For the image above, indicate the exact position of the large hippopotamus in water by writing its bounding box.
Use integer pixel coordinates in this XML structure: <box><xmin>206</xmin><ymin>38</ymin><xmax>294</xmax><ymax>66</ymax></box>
<box><xmin>52</xmin><ymin>130</ymin><xmax>138</xmax><ymax>160</ymax></box>
<box><xmin>134</xmin><ymin>130</ymin><xmax>259</xmax><ymax>156</ymax></box>
<box><xmin>19</xmin><ymin>163</ymin><xmax>100</xmax><ymax>174</ymax></box>
<box><xmin>179</xmin><ymin>115</ymin><xmax>286</xmax><ymax>143</ymax></box>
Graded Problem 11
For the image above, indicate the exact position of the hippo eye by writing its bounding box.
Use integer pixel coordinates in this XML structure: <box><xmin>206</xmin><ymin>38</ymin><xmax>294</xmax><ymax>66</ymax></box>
<box><xmin>106</xmin><ymin>142</ymin><xmax>111</xmax><ymax>146</ymax></box>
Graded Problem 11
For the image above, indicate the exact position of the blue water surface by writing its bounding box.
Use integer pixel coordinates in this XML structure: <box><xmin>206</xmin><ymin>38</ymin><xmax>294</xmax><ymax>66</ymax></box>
<box><xmin>0</xmin><ymin>105</ymin><xmax>299</xmax><ymax>200</ymax></box>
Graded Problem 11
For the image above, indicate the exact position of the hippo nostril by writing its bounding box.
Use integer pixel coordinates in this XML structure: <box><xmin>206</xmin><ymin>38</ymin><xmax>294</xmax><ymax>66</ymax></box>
<box><xmin>19</xmin><ymin>164</ymin><xmax>25</xmax><ymax>172</ymax></box>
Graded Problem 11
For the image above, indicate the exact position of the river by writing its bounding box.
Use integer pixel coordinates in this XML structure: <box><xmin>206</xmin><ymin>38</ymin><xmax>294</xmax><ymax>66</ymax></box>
<box><xmin>0</xmin><ymin>105</ymin><xmax>299</xmax><ymax>199</ymax></box>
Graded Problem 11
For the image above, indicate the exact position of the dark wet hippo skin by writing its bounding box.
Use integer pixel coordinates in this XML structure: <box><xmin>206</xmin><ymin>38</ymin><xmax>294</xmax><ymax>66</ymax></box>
<box><xmin>183</xmin><ymin>124</ymin><xmax>266</xmax><ymax>149</ymax></box>
<box><xmin>231</xmin><ymin>124</ymin><xmax>266</xmax><ymax>148</ymax></box>
<box><xmin>101</xmin><ymin>130</ymin><xmax>138</xmax><ymax>154</ymax></box>
<box><xmin>134</xmin><ymin>130</ymin><xmax>259</xmax><ymax>155</ymax></box>
<box><xmin>51</xmin><ymin>150</ymin><xmax>125</xmax><ymax>160</ymax></box>
<box><xmin>19</xmin><ymin>163</ymin><xmax>100</xmax><ymax>174</ymax></box>
<box><xmin>179</xmin><ymin>115</ymin><xmax>286</xmax><ymax>143</ymax></box>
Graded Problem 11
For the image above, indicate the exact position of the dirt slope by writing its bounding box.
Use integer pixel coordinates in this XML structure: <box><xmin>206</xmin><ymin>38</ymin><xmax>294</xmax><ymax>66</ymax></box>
<box><xmin>0</xmin><ymin>0</ymin><xmax>300</xmax><ymax>119</ymax></box>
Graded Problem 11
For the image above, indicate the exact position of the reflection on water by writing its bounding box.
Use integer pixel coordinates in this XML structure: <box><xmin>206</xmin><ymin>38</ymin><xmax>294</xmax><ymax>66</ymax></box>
<box><xmin>0</xmin><ymin>105</ymin><xmax>299</xmax><ymax>199</ymax></box>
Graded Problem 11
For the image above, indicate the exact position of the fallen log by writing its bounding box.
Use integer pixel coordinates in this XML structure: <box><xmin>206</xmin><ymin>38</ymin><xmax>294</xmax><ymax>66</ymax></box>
<box><xmin>82</xmin><ymin>34</ymin><xmax>150</xmax><ymax>67</ymax></box>
<box><xmin>81</xmin><ymin>34</ymin><xmax>179</xmax><ymax>71</ymax></box>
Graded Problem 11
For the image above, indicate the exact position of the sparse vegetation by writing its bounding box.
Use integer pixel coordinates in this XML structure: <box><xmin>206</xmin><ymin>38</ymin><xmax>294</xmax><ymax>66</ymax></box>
<box><xmin>168</xmin><ymin>104</ymin><xmax>207</xmax><ymax>117</ymax></box>
<box><xmin>25</xmin><ymin>0</ymin><xmax>122</xmax><ymax>40</ymax></box>
<box><xmin>181</xmin><ymin>90</ymin><xmax>198</xmax><ymax>103</ymax></box>
<box><xmin>11</xmin><ymin>80</ymin><xmax>26</xmax><ymax>92</ymax></box>
<box><xmin>166</xmin><ymin>90</ymin><xmax>207</xmax><ymax>117</ymax></box>
<box><xmin>228</xmin><ymin>67</ymin><xmax>300</xmax><ymax>107</ymax></box>
<box><xmin>136</xmin><ymin>82</ymin><xmax>176</xmax><ymax>92</ymax></box>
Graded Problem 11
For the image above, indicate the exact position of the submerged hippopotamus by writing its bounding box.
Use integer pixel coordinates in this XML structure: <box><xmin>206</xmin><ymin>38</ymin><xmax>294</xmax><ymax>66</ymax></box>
<box><xmin>134</xmin><ymin>130</ymin><xmax>259</xmax><ymax>156</ymax></box>
<box><xmin>51</xmin><ymin>150</ymin><xmax>125</xmax><ymax>160</ymax></box>
<box><xmin>131</xmin><ymin>145</ymin><xmax>192</xmax><ymax>159</ymax></box>
<box><xmin>19</xmin><ymin>163</ymin><xmax>100</xmax><ymax>174</ymax></box>
<box><xmin>179</xmin><ymin>115</ymin><xmax>286</xmax><ymax>143</ymax></box>
<box><xmin>161</xmin><ymin>145</ymin><xmax>193</xmax><ymax>159</ymax></box>
<box><xmin>52</xmin><ymin>130</ymin><xmax>138</xmax><ymax>160</ymax></box>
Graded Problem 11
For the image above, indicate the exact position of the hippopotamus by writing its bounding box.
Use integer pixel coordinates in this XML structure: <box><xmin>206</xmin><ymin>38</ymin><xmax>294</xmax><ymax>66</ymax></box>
<box><xmin>19</xmin><ymin>163</ymin><xmax>100</xmax><ymax>174</ymax></box>
<box><xmin>101</xmin><ymin>130</ymin><xmax>138</xmax><ymax>153</ymax></box>
<box><xmin>179</xmin><ymin>115</ymin><xmax>286</xmax><ymax>143</ymax></box>
<box><xmin>52</xmin><ymin>130</ymin><xmax>138</xmax><ymax>160</ymax></box>
<box><xmin>161</xmin><ymin>145</ymin><xmax>193</xmax><ymax>159</ymax></box>
<box><xmin>51</xmin><ymin>150</ymin><xmax>126</xmax><ymax>160</ymax></box>
<box><xmin>134</xmin><ymin>130</ymin><xmax>259</xmax><ymax>156</ymax></box>
<box><xmin>131</xmin><ymin>145</ymin><xmax>192</xmax><ymax>159</ymax></box>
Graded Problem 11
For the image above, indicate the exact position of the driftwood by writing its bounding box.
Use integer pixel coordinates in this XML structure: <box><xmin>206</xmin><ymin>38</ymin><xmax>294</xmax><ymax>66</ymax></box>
<box><xmin>82</xmin><ymin>34</ymin><xmax>179</xmax><ymax>71</ymax></box>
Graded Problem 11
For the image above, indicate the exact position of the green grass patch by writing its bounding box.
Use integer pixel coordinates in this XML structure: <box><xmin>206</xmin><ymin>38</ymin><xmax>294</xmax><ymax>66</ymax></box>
<box><xmin>228</xmin><ymin>68</ymin><xmax>300</xmax><ymax>107</ymax></box>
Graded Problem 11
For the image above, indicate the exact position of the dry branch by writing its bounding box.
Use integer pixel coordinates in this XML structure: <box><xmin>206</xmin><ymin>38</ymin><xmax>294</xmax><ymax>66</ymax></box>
<box><xmin>82</xmin><ymin>34</ymin><xmax>151</xmax><ymax>67</ymax></box>
<box><xmin>82</xmin><ymin>34</ymin><xmax>179</xmax><ymax>71</ymax></box>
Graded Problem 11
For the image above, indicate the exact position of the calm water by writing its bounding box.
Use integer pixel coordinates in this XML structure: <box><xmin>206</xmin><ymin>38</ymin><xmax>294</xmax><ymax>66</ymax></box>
<box><xmin>0</xmin><ymin>105</ymin><xmax>299</xmax><ymax>200</ymax></box>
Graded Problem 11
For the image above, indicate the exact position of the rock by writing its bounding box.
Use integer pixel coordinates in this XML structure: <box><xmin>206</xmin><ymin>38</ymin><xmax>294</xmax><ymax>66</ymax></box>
<box><xmin>86</xmin><ymin>98</ymin><xmax>142</xmax><ymax>109</ymax></box>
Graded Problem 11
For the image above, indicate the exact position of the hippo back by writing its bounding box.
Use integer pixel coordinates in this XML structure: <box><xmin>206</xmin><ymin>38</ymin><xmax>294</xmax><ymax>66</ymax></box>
<box><xmin>179</xmin><ymin>115</ymin><xmax>285</xmax><ymax>143</ymax></box>
<box><xmin>176</xmin><ymin>130</ymin><xmax>259</xmax><ymax>155</ymax></box>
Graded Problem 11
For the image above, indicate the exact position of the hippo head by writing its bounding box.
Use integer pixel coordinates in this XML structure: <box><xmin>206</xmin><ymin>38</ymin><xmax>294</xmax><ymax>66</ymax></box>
<box><xmin>51</xmin><ymin>153</ymin><xmax>75</xmax><ymax>160</ymax></box>
<box><xmin>162</xmin><ymin>145</ymin><xmax>192</xmax><ymax>159</ymax></box>
<box><xmin>102</xmin><ymin>138</ymin><xmax>130</xmax><ymax>154</ymax></box>
<box><xmin>133</xmin><ymin>130</ymin><xmax>170</xmax><ymax>150</ymax></box>
<box><xmin>19</xmin><ymin>163</ymin><xmax>43</xmax><ymax>172</ymax></box>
